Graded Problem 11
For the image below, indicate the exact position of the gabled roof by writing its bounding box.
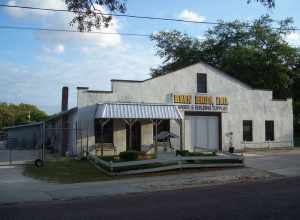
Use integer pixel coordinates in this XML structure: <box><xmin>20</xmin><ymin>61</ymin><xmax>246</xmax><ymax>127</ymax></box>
<box><xmin>109</xmin><ymin>61</ymin><xmax>267</xmax><ymax>90</ymax></box>
<box><xmin>46</xmin><ymin>107</ymin><xmax>78</xmax><ymax>122</ymax></box>
<box><xmin>79</xmin><ymin>61</ymin><xmax>273</xmax><ymax>94</ymax></box>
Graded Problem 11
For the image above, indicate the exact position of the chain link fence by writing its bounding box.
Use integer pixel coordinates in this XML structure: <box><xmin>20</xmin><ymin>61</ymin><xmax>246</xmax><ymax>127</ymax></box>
<box><xmin>0</xmin><ymin>138</ymin><xmax>43</xmax><ymax>166</ymax></box>
<box><xmin>241</xmin><ymin>140</ymin><xmax>294</xmax><ymax>151</ymax></box>
<box><xmin>0</xmin><ymin>123</ymin><xmax>44</xmax><ymax>166</ymax></box>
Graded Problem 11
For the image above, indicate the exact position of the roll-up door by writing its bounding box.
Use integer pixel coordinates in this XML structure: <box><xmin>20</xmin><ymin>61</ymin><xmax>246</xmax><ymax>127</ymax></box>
<box><xmin>185</xmin><ymin>115</ymin><xmax>219</xmax><ymax>150</ymax></box>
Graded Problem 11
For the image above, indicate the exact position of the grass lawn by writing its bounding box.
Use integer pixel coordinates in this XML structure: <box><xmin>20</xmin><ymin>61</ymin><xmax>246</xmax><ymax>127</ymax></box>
<box><xmin>23</xmin><ymin>158</ymin><xmax>115</xmax><ymax>184</ymax></box>
<box><xmin>23</xmin><ymin>157</ymin><xmax>244</xmax><ymax>183</ymax></box>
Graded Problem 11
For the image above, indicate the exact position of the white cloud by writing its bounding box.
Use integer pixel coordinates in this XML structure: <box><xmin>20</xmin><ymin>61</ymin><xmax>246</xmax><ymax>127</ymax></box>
<box><xmin>6</xmin><ymin>0</ymin><xmax>65</xmax><ymax>17</ymax></box>
<box><xmin>0</xmin><ymin>45</ymin><xmax>160</xmax><ymax>114</ymax></box>
<box><xmin>286</xmin><ymin>32</ymin><xmax>300</xmax><ymax>47</ymax></box>
<box><xmin>54</xmin><ymin>44</ymin><xmax>65</xmax><ymax>54</ymax></box>
<box><xmin>1</xmin><ymin>0</ymin><xmax>161</xmax><ymax>114</ymax></box>
<box><xmin>6</xmin><ymin>0</ymin><xmax>25</xmax><ymax>17</ymax></box>
<box><xmin>178</xmin><ymin>9</ymin><xmax>206</xmax><ymax>22</ymax></box>
<box><xmin>5</xmin><ymin>0</ymin><xmax>122</xmax><ymax>48</ymax></box>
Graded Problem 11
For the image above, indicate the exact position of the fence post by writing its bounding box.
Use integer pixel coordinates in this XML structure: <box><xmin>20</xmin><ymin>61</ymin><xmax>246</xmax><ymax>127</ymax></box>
<box><xmin>42</xmin><ymin>121</ymin><xmax>46</xmax><ymax>162</ymax></box>
<box><xmin>178</xmin><ymin>160</ymin><xmax>182</xmax><ymax>170</ymax></box>
<box><xmin>86</xmin><ymin>120</ymin><xmax>89</xmax><ymax>157</ymax></box>
<box><xmin>75</xmin><ymin>121</ymin><xmax>78</xmax><ymax>155</ymax></box>
<box><xmin>9</xmin><ymin>144</ymin><xmax>12</xmax><ymax>166</ymax></box>
<box><xmin>80</xmin><ymin>123</ymin><xmax>83</xmax><ymax>157</ymax></box>
<box><xmin>110</xmin><ymin>161</ymin><xmax>113</xmax><ymax>173</ymax></box>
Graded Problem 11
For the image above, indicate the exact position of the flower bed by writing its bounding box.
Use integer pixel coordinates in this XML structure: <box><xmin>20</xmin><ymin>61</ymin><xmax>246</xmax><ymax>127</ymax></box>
<box><xmin>176</xmin><ymin>150</ymin><xmax>217</xmax><ymax>157</ymax></box>
<box><xmin>89</xmin><ymin>152</ymin><xmax>244</xmax><ymax>176</ymax></box>
<box><xmin>99</xmin><ymin>153</ymin><xmax>156</xmax><ymax>163</ymax></box>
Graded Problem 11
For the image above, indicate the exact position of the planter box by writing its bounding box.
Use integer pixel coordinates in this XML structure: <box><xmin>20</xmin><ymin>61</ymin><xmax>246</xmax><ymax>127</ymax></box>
<box><xmin>89</xmin><ymin>154</ymin><xmax>244</xmax><ymax>176</ymax></box>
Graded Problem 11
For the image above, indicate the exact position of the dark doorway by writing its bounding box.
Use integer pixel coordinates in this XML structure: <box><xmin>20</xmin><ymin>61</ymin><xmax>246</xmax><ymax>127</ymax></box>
<box><xmin>126</xmin><ymin>121</ymin><xmax>141</xmax><ymax>151</ymax></box>
<box><xmin>94</xmin><ymin>119</ymin><xmax>113</xmax><ymax>144</ymax></box>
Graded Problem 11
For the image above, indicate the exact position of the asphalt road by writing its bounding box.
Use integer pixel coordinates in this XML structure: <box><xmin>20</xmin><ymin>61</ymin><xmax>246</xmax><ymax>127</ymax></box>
<box><xmin>1</xmin><ymin>176</ymin><xmax>300</xmax><ymax>220</ymax></box>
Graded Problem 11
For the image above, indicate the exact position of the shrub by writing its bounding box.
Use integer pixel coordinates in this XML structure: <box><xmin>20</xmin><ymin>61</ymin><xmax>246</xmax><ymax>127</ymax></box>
<box><xmin>119</xmin><ymin>151</ymin><xmax>140</xmax><ymax>161</ymax></box>
<box><xmin>176</xmin><ymin>150</ymin><xmax>217</xmax><ymax>157</ymax></box>
<box><xmin>99</xmin><ymin>156</ymin><xmax>117</xmax><ymax>162</ymax></box>
<box><xmin>176</xmin><ymin>150</ymin><xmax>189</xmax><ymax>156</ymax></box>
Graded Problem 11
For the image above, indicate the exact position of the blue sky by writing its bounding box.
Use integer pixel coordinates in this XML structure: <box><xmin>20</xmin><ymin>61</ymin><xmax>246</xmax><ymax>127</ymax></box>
<box><xmin>0</xmin><ymin>0</ymin><xmax>300</xmax><ymax>114</ymax></box>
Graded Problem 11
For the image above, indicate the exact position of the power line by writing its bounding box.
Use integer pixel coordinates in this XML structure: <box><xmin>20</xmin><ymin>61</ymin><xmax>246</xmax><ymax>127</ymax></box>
<box><xmin>1</xmin><ymin>3</ymin><xmax>300</xmax><ymax>31</ymax></box>
<box><xmin>0</xmin><ymin>3</ymin><xmax>219</xmax><ymax>25</ymax></box>
<box><xmin>0</xmin><ymin>3</ymin><xmax>299</xmax><ymax>32</ymax></box>
<box><xmin>0</xmin><ymin>25</ymin><xmax>151</xmax><ymax>37</ymax></box>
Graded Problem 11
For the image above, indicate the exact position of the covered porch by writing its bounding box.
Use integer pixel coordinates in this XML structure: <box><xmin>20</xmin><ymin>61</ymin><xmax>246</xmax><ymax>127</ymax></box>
<box><xmin>94</xmin><ymin>103</ymin><xmax>183</xmax><ymax>156</ymax></box>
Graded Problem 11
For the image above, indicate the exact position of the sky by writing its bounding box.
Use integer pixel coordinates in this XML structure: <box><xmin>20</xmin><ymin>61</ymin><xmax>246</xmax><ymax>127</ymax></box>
<box><xmin>0</xmin><ymin>0</ymin><xmax>300</xmax><ymax>114</ymax></box>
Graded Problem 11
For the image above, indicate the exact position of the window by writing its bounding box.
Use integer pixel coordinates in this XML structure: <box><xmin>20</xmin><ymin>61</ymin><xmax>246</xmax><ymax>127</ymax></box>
<box><xmin>265</xmin><ymin>120</ymin><xmax>274</xmax><ymax>141</ymax></box>
<box><xmin>243</xmin><ymin>120</ymin><xmax>253</xmax><ymax>141</ymax></box>
<box><xmin>197</xmin><ymin>73</ymin><xmax>207</xmax><ymax>93</ymax></box>
<box><xmin>95</xmin><ymin>119</ymin><xmax>113</xmax><ymax>143</ymax></box>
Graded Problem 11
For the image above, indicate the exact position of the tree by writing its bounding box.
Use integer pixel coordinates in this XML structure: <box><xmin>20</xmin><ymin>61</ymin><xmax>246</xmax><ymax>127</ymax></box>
<box><xmin>151</xmin><ymin>15</ymin><xmax>300</xmax><ymax>132</ymax></box>
<box><xmin>65</xmin><ymin>0</ymin><xmax>126</xmax><ymax>31</ymax></box>
<box><xmin>65</xmin><ymin>0</ymin><xmax>274</xmax><ymax>31</ymax></box>
<box><xmin>151</xmin><ymin>15</ymin><xmax>300</xmax><ymax>99</ymax></box>
<box><xmin>0</xmin><ymin>103</ymin><xmax>48</xmax><ymax>130</ymax></box>
<box><xmin>247</xmin><ymin>0</ymin><xmax>275</xmax><ymax>8</ymax></box>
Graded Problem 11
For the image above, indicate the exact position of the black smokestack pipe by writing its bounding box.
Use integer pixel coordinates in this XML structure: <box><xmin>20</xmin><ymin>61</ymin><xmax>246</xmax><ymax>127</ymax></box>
<box><xmin>61</xmin><ymin>86</ymin><xmax>68</xmax><ymax>112</ymax></box>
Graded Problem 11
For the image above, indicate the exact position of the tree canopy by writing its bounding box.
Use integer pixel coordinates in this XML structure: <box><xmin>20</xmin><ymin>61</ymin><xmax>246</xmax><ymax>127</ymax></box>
<box><xmin>150</xmin><ymin>15</ymin><xmax>300</xmax><ymax>132</ymax></box>
<box><xmin>65</xmin><ymin>0</ymin><xmax>126</xmax><ymax>31</ymax></box>
<box><xmin>150</xmin><ymin>15</ymin><xmax>300</xmax><ymax>99</ymax></box>
<box><xmin>0</xmin><ymin>103</ymin><xmax>48</xmax><ymax>130</ymax></box>
<box><xmin>248</xmin><ymin>0</ymin><xmax>275</xmax><ymax>8</ymax></box>
<box><xmin>65</xmin><ymin>0</ymin><xmax>274</xmax><ymax>31</ymax></box>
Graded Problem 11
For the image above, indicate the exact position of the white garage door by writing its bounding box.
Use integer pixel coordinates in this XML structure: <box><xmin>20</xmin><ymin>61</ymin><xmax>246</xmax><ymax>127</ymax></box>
<box><xmin>185</xmin><ymin>115</ymin><xmax>219</xmax><ymax>150</ymax></box>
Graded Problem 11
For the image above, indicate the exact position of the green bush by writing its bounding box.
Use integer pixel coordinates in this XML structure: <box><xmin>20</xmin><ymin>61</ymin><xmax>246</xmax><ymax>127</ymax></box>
<box><xmin>119</xmin><ymin>151</ymin><xmax>140</xmax><ymax>161</ymax></box>
<box><xmin>176</xmin><ymin>150</ymin><xmax>189</xmax><ymax>156</ymax></box>
<box><xmin>99</xmin><ymin>156</ymin><xmax>117</xmax><ymax>162</ymax></box>
<box><xmin>176</xmin><ymin>150</ymin><xmax>217</xmax><ymax>157</ymax></box>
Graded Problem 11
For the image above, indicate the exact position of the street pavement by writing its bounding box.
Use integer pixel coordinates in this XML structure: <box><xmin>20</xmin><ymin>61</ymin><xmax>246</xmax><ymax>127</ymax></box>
<box><xmin>1</xmin><ymin>176</ymin><xmax>300</xmax><ymax>220</ymax></box>
<box><xmin>0</xmin><ymin>149</ymin><xmax>300</xmax><ymax>209</ymax></box>
<box><xmin>0</xmin><ymin>165</ymin><xmax>274</xmax><ymax>205</ymax></box>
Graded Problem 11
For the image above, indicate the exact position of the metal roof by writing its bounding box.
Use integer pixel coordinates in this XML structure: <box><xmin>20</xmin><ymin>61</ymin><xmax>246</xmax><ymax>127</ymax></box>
<box><xmin>3</xmin><ymin>121</ymin><xmax>43</xmax><ymax>130</ymax></box>
<box><xmin>46</xmin><ymin>107</ymin><xmax>78</xmax><ymax>122</ymax></box>
<box><xmin>95</xmin><ymin>103</ymin><xmax>182</xmax><ymax>120</ymax></box>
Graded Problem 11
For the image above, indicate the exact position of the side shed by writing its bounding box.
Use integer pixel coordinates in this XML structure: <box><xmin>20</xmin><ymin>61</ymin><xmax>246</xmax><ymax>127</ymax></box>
<box><xmin>4</xmin><ymin>122</ymin><xmax>43</xmax><ymax>149</ymax></box>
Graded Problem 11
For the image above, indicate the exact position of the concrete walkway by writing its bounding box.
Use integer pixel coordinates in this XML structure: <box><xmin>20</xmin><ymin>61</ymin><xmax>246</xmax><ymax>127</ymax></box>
<box><xmin>245</xmin><ymin>149</ymin><xmax>300</xmax><ymax>177</ymax></box>
<box><xmin>0</xmin><ymin>165</ymin><xmax>275</xmax><ymax>205</ymax></box>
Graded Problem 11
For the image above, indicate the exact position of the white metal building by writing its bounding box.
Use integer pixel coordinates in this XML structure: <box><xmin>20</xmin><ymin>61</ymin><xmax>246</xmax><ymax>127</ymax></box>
<box><xmin>57</xmin><ymin>62</ymin><xmax>294</xmax><ymax>155</ymax></box>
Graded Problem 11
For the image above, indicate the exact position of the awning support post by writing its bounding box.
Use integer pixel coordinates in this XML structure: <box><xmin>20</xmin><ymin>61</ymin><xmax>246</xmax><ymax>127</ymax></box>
<box><xmin>154</xmin><ymin>120</ymin><xmax>158</xmax><ymax>155</ymax></box>
<box><xmin>100</xmin><ymin>119</ymin><xmax>111</xmax><ymax>156</ymax></box>
<box><xmin>123</xmin><ymin>119</ymin><xmax>137</xmax><ymax>151</ymax></box>
<box><xmin>179</xmin><ymin>119</ymin><xmax>183</xmax><ymax>151</ymax></box>
<box><xmin>175</xmin><ymin>119</ymin><xmax>183</xmax><ymax>151</ymax></box>
<box><xmin>152</xmin><ymin>119</ymin><xmax>162</xmax><ymax>155</ymax></box>
<box><xmin>129</xmin><ymin>121</ymin><xmax>132</xmax><ymax>150</ymax></box>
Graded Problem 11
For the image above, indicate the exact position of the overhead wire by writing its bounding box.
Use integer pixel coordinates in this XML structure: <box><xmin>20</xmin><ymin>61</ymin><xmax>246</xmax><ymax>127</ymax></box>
<box><xmin>0</xmin><ymin>3</ymin><xmax>299</xmax><ymax>31</ymax></box>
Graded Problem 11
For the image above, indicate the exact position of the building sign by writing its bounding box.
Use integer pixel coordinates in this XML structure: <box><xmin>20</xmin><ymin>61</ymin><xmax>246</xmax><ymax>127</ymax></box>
<box><xmin>172</xmin><ymin>94</ymin><xmax>229</xmax><ymax>112</ymax></box>
<box><xmin>173</xmin><ymin>95</ymin><xmax>192</xmax><ymax>104</ymax></box>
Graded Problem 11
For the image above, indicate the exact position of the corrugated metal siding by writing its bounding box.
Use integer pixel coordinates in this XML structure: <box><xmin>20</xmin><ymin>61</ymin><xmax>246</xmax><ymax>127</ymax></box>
<box><xmin>95</xmin><ymin>103</ymin><xmax>182</xmax><ymax>119</ymax></box>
